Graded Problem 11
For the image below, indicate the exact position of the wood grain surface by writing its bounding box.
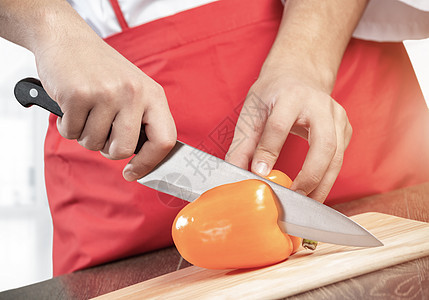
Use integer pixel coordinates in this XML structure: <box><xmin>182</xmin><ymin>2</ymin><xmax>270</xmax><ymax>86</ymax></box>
<box><xmin>1</xmin><ymin>182</ymin><xmax>428</xmax><ymax>300</ymax></box>
<box><xmin>287</xmin><ymin>256</ymin><xmax>429</xmax><ymax>300</ymax></box>
<box><xmin>93</xmin><ymin>213</ymin><xmax>429</xmax><ymax>300</ymax></box>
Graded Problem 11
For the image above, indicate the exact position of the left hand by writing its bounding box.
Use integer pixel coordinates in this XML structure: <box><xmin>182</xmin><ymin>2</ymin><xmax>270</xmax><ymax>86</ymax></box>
<box><xmin>225</xmin><ymin>65</ymin><xmax>352</xmax><ymax>203</ymax></box>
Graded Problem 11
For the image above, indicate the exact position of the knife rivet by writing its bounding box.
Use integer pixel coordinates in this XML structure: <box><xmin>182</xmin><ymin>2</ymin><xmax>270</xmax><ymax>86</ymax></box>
<box><xmin>29</xmin><ymin>88</ymin><xmax>38</xmax><ymax>98</ymax></box>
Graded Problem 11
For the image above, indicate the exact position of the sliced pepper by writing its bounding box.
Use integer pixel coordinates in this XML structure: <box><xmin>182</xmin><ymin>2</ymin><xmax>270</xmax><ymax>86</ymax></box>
<box><xmin>263</xmin><ymin>170</ymin><xmax>302</xmax><ymax>254</ymax></box>
<box><xmin>172</xmin><ymin>179</ymin><xmax>292</xmax><ymax>269</ymax></box>
<box><xmin>264</xmin><ymin>169</ymin><xmax>293</xmax><ymax>189</ymax></box>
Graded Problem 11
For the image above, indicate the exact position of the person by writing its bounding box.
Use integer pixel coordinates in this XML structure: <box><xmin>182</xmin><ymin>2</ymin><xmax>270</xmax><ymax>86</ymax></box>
<box><xmin>0</xmin><ymin>0</ymin><xmax>428</xmax><ymax>275</ymax></box>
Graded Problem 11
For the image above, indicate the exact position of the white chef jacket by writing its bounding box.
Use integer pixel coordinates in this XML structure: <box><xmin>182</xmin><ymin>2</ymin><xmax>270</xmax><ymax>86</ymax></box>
<box><xmin>68</xmin><ymin>0</ymin><xmax>429</xmax><ymax>41</ymax></box>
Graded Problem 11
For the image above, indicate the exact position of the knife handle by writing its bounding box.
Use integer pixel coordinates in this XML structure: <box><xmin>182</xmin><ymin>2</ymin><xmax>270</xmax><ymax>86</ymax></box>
<box><xmin>14</xmin><ymin>77</ymin><xmax>147</xmax><ymax>154</ymax></box>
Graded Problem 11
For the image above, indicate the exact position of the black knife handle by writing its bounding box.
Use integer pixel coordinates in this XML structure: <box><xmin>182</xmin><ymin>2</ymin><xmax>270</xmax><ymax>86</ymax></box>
<box><xmin>14</xmin><ymin>77</ymin><xmax>63</xmax><ymax>117</ymax></box>
<box><xmin>14</xmin><ymin>77</ymin><xmax>147</xmax><ymax>154</ymax></box>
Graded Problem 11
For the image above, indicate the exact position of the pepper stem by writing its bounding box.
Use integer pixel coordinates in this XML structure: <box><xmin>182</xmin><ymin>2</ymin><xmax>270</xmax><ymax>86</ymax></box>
<box><xmin>302</xmin><ymin>239</ymin><xmax>318</xmax><ymax>250</ymax></box>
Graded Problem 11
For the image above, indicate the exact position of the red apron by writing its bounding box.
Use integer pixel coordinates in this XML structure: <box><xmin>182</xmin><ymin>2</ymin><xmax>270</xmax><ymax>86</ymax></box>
<box><xmin>44</xmin><ymin>0</ymin><xmax>429</xmax><ymax>275</ymax></box>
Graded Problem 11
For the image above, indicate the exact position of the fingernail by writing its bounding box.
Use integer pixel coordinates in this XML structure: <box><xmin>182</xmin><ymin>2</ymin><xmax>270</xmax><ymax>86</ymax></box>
<box><xmin>255</xmin><ymin>162</ymin><xmax>269</xmax><ymax>176</ymax></box>
<box><xmin>123</xmin><ymin>165</ymin><xmax>139</xmax><ymax>181</ymax></box>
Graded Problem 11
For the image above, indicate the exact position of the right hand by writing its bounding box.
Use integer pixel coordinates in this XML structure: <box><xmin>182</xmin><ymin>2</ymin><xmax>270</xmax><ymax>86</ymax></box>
<box><xmin>34</xmin><ymin>27</ymin><xmax>176</xmax><ymax>182</ymax></box>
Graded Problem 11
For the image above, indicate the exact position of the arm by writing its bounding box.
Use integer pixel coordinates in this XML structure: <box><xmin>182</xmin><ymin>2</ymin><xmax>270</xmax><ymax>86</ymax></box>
<box><xmin>226</xmin><ymin>0</ymin><xmax>368</xmax><ymax>202</ymax></box>
<box><xmin>0</xmin><ymin>0</ymin><xmax>176</xmax><ymax>181</ymax></box>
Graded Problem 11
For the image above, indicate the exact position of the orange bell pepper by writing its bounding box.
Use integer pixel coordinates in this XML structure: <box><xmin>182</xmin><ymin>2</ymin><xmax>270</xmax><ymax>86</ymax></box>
<box><xmin>263</xmin><ymin>170</ymin><xmax>302</xmax><ymax>254</ymax></box>
<box><xmin>264</xmin><ymin>169</ymin><xmax>293</xmax><ymax>189</ymax></box>
<box><xmin>172</xmin><ymin>179</ymin><xmax>292</xmax><ymax>269</ymax></box>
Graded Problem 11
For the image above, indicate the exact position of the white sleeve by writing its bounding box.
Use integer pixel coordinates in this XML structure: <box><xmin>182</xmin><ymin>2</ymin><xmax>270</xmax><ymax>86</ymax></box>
<box><xmin>70</xmin><ymin>0</ymin><xmax>429</xmax><ymax>42</ymax></box>
<box><xmin>66</xmin><ymin>0</ymin><xmax>121</xmax><ymax>38</ymax></box>
<box><xmin>354</xmin><ymin>0</ymin><xmax>429</xmax><ymax>41</ymax></box>
<box><xmin>66</xmin><ymin>0</ymin><xmax>219</xmax><ymax>39</ymax></box>
<box><xmin>280</xmin><ymin>0</ymin><xmax>429</xmax><ymax>42</ymax></box>
<box><xmin>398</xmin><ymin>0</ymin><xmax>429</xmax><ymax>11</ymax></box>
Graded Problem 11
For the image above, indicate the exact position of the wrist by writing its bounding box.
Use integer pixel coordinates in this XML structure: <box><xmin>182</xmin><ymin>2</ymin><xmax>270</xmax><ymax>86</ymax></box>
<box><xmin>261</xmin><ymin>47</ymin><xmax>337</xmax><ymax>94</ymax></box>
<box><xmin>5</xmin><ymin>1</ymin><xmax>98</xmax><ymax>58</ymax></box>
<box><xmin>31</xmin><ymin>2</ymin><xmax>96</xmax><ymax>56</ymax></box>
<box><xmin>261</xmin><ymin>0</ymin><xmax>369</xmax><ymax>94</ymax></box>
<box><xmin>0</xmin><ymin>1</ymin><xmax>67</xmax><ymax>53</ymax></box>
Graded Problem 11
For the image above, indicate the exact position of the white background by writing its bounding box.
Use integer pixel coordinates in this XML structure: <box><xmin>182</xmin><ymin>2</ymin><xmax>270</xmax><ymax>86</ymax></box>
<box><xmin>0</xmin><ymin>38</ymin><xmax>52</xmax><ymax>292</ymax></box>
<box><xmin>0</xmin><ymin>37</ymin><xmax>428</xmax><ymax>292</ymax></box>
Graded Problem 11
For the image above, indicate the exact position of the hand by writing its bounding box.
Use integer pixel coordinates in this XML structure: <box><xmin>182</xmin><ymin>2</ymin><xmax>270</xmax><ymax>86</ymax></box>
<box><xmin>226</xmin><ymin>67</ymin><xmax>352</xmax><ymax>202</ymax></box>
<box><xmin>34</xmin><ymin>23</ymin><xmax>176</xmax><ymax>182</ymax></box>
<box><xmin>223</xmin><ymin>0</ymin><xmax>366</xmax><ymax>202</ymax></box>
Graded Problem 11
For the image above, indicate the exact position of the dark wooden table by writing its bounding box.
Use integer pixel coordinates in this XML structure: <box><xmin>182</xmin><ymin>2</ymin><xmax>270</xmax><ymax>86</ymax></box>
<box><xmin>1</xmin><ymin>182</ymin><xmax>428</xmax><ymax>300</ymax></box>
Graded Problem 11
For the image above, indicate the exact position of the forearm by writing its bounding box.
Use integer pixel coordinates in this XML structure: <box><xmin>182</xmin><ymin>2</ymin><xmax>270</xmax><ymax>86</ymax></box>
<box><xmin>263</xmin><ymin>0</ymin><xmax>369</xmax><ymax>92</ymax></box>
<box><xmin>1</xmin><ymin>1</ymin><xmax>177</xmax><ymax>182</ymax></box>
<box><xmin>0</xmin><ymin>0</ymin><xmax>100</xmax><ymax>55</ymax></box>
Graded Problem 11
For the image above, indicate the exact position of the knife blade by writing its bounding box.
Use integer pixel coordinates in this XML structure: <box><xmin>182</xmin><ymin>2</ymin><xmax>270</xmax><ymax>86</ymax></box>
<box><xmin>14</xmin><ymin>77</ymin><xmax>383</xmax><ymax>248</ymax></box>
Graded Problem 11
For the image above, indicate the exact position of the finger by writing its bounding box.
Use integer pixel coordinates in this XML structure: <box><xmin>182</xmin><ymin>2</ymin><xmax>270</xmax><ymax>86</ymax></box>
<box><xmin>307</xmin><ymin>107</ymin><xmax>352</xmax><ymax>202</ymax></box>
<box><xmin>251</xmin><ymin>108</ymin><xmax>296</xmax><ymax>176</ymax></box>
<box><xmin>56</xmin><ymin>104</ymin><xmax>90</xmax><ymax>140</ymax></box>
<box><xmin>55</xmin><ymin>87</ymin><xmax>95</xmax><ymax>139</ymax></box>
<box><xmin>225</xmin><ymin>93</ymin><xmax>269</xmax><ymax>169</ymax></box>
<box><xmin>122</xmin><ymin>103</ymin><xmax>177</xmax><ymax>181</ymax></box>
<box><xmin>291</xmin><ymin>112</ymin><xmax>337</xmax><ymax>196</ymax></box>
<box><xmin>77</xmin><ymin>104</ymin><xmax>116</xmax><ymax>151</ymax></box>
<box><xmin>308</xmin><ymin>140</ymin><xmax>344</xmax><ymax>202</ymax></box>
<box><xmin>307</xmin><ymin>109</ymin><xmax>347</xmax><ymax>202</ymax></box>
<box><xmin>225</xmin><ymin>118</ymin><xmax>259</xmax><ymax>169</ymax></box>
<box><xmin>345</xmin><ymin>120</ymin><xmax>353</xmax><ymax>149</ymax></box>
<box><xmin>101</xmin><ymin>107</ymin><xmax>142</xmax><ymax>160</ymax></box>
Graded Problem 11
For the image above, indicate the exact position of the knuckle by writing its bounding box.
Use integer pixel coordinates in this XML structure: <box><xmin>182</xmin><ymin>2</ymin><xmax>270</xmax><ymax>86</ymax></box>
<box><xmin>123</xmin><ymin>78</ymin><xmax>143</xmax><ymax>98</ymax></box>
<box><xmin>255</xmin><ymin>145</ymin><xmax>279</xmax><ymax>162</ymax></box>
<box><xmin>126</xmin><ymin>78</ymin><xmax>167</xmax><ymax>106</ymax></box>
<box><xmin>78</xmin><ymin>138</ymin><xmax>105</xmax><ymax>152</ymax></box>
<box><xmin>133</xmin><ymin>161</ymin><xmax>155</xmax><ymax>176</ymax></box>
<box><xmin>99</xmin><ymin>79</ymin><xmax>142</xmax><ymax>108</ymax></box>
<box><xmin>320</xmin><ymin>136</ymin><xmax>337</xmax><ymax>155</ymax></box>
<box><xmin>338</xmin><ymin>106</ymin><xmax>347</xmax><ymax>119</ymax></box>
<box><xmin>151</xmin><ymin>82</ymin><xmax>167</xmax><ymax>100</ymax></box>
<box><xmin>340</xmin><ymin>109</ymin><xmax>351</xmax><ymax>126</ymax></box>
<box><xmin>311</xmin><ymin>189</ymin><xmax>329</xmax><ymax>203</ymax></box>
<box><xmin>347</xmin><ymin>122</ymin><xmax>353</xmax><ymax>137</ymax></box>
<box><xmin>157</xmin><ymin>138</ymin><xmax>176</xmax><ymax>152</ymax></box>
<box><xmin>307</xmin><ymin>172</ymin><xmax>323</xmax><ymax>187</ymax></box>
<box><xmin>109</xmin><ymin>145</ymin><xmax>135</xmax><ymax>160</ymax></box>
<box><xmin>67</xmin><ymin>85</ymin><xmax>93</xmax><ymax>102</ymax></box>
<box><xmin>334</xmin><ymin>101</ymin><xmax>346</xmax><ymax>113</ymax></box>
<box><xmin>335</xmin><ymin>104</ymin><xmax>351</xmax><ymax>128</ymax></box>
<box><xmin>331</xmin><ymin>151</ymin><xmax>344</xmax><ymax>169</ymax></box>
<box><xmin>299</xmin><ymin>171</ymin><xmax>323</xmax><ymax>191</ymax></box>
<box><xmin>58</xmin><ymin>86</ymin><xmax>95</xmax><ymax>113</ymax></box>
<box><xmin>58</xmin><ymin>124</ymin><xmax>81</xmax><ymax>140</ymax></box>
<box><xmin>62</xmin><ymin>132</ymin><xmax>80</xmax><ymax>140</ymax></box>
<box><xmin>267</xmin><ymin>119</ymin><xmax>287</xmax><ymax>136</ymax></box>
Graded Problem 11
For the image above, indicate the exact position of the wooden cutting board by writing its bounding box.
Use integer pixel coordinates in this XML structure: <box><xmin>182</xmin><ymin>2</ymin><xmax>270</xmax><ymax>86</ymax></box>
<box><xmin>93</xmin><ymin>213</ymin><xmax>429</xmax><ymax>299</ymax></box>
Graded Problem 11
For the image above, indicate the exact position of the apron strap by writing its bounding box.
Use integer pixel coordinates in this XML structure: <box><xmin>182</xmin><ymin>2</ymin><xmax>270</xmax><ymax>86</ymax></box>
<box><xmin>109</xmin><ymin>0</ymin><xmax>129</xmax><ymax>31</ymax></box>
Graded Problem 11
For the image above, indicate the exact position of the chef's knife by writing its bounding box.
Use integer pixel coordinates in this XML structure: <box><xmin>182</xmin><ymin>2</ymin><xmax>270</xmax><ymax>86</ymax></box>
<box><xmin>14</xmin><ymin>77</ymin><xmax>383</xmax><ymax>248</ymax></box>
